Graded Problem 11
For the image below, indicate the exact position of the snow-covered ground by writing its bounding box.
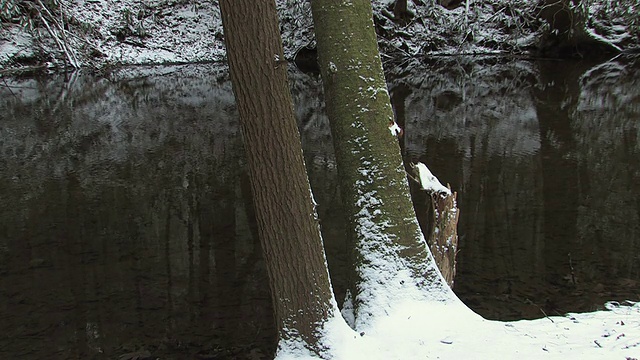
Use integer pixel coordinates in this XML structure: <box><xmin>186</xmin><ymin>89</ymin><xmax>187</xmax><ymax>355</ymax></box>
<box><xmin>277</xmin><ymin>299</ymin><xmax>640</xmax><ymax>359</ymax></box>
<box><xmin>0</xmin><ymin>0</ymin><xmax>227</xmax><ymax>69</ymax></box>
<box><xmin>1</xmin><ymin>0</ymin><xmax>639</xmax><ymax>71</ymax></box>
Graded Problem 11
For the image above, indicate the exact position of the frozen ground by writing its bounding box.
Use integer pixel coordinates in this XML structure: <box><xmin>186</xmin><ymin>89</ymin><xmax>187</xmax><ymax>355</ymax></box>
<box><xmin>277</xmin><ymin>299</ymin><xmax>640</xmax><ymax>359</ymax></box>
<box><xmin>1</xmin><ymin>0</ymin><xmax>227</xmax><ymax>70</ymax></box>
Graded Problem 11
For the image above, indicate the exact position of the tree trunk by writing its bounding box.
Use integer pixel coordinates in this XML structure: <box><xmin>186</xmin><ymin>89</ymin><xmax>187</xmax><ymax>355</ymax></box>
<box><xmin>426</xmin><ymin>186</ymin><xmax>459</xmax><ymax>288</ymax></box>
<box><xmin>219</xmin><ymin>0</ymin><xmax>335</xmax><ymax>351</ymax></box>
<box><xmin>311</xmin><ymin>0</ymin><xmax>454</xmax><ymax>331</ymax></box>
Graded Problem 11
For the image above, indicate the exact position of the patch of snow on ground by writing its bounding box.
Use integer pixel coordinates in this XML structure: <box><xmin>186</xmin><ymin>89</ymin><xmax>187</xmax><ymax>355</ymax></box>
<box><xmin>276</xmin><ymin>299</ymin><xmax>640</xmax><ymax>359</ymax></box>
<box><xmin>0</xmin><ymin>26</ymin><xmax>35</xmax><ymax>65</ymax></box>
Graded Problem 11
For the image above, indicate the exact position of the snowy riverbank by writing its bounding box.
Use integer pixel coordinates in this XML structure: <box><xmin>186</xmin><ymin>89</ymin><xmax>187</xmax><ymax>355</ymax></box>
<box><xmin>1</xmin><ymin>0</ymin><xmax>639</xmax><ymax>73</ymax></box>
<box><xmin>277</xmin><ymin>299</ymin><xmax>640</xmax><ymax>359</ymax></box>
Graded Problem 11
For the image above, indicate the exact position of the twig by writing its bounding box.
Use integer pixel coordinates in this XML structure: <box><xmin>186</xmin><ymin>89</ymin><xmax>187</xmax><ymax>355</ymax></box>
<box><xmin>1</xmin><ymin>78</ymin><xmax>18</xmax><ymax>98</ymax></box>
<box><xmin>568</xmin><ymin>252</ymin><xmax>577</xmax><ymax>285</ymax></box>
<box><xmin>525</xmin><ymin>298</ymin><xmax>555</xmax><ymax>323</ymax></box>
<box><xmin>33</xmin><ymin>0</ymin><xmax>79</xmax><ymax>68</ymax></box>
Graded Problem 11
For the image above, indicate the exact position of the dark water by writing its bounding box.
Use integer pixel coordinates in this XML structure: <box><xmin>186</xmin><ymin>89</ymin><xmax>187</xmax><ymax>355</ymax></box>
<box><xmin>1</xmin><ymin>59</ymin><xmax>639</xmax><ymax>359</ymax></box>
<box><xmin>393</xmin><ymin>58</ymin><xmax>640</xmax><ymax>320</ymax></box>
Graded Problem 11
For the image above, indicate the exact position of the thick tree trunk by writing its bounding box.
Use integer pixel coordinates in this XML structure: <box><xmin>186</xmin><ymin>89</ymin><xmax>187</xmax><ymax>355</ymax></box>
<box><xmin>219</xmin><ymin>0</ymin><xmax>335</xmax><ymax>351</ymax></box>
<box><xmin>311</xmin><ymin>0</ymin><xmax>454</xmax><ymax>331</ymax></box>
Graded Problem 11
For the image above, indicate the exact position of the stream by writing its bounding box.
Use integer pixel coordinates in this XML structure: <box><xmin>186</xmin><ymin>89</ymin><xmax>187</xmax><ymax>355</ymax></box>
<box><xmin>1</xmin><ymin>57</ymin><xmax>639</xmax><ymax>359</ymax></box>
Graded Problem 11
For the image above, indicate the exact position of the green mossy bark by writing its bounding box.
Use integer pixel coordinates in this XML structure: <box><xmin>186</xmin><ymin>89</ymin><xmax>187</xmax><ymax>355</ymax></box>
<box><xmin>311</xmin><ymin>0</ymin><xmax>448</xmax><ymax>324</ymax></box>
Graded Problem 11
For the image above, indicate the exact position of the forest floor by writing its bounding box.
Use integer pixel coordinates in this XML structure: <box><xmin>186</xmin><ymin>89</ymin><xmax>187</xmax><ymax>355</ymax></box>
<box><xmin>1</xmin><ymin>0</ymin><xmax>638</xmax><ymax>73</ymax></box>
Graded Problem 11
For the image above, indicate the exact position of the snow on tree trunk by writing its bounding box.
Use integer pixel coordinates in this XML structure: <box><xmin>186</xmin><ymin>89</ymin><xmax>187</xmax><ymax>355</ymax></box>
<box><xmin>219</xmin><ymin>0</ymin><xmax>337</xmax><ymax>353</ymax></box>
<box><xmin>311</xmin><ymin>0</ymin><xmax>455</xmax><ymax>332</ymax></box>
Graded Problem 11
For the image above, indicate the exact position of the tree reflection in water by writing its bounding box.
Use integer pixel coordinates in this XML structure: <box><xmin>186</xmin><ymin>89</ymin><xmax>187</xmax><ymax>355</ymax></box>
<box><xmin>394</xmin><ymin>57</ymin><xmax>640</xmax><ymax>320</ymax></box>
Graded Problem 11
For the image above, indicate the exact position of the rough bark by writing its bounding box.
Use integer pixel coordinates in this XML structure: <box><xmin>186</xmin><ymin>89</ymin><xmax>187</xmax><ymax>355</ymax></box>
<box><xmin>311</xmin><ymin>0</ymin><xmax>453</xmax><ymax>329</ymax></box>
<box><xmin>426</xmin><ymin>187</ymin><xmax>459</xmax><ymax>287</ymax></box>
<box><xmin>219</xmin><ymin>0</ymin><xmax>334</xmax><ymax>351</ymax></box>
<box><xmin>407</xmin><ymin>164</ymin><xmax>460</xmax><ymax>288</ymax></box>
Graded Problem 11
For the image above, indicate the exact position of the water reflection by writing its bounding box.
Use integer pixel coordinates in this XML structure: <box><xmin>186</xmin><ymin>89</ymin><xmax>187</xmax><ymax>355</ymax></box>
<box><xmin>0</xmin><ymin>67</ymin><xmax>274</xmax><ymax>359</ymax></box>
<box><xmin>1</xmin><ymin>59</ymin><xmax>639</xmax><ymax>358</ymax></box>
<box><xmin>392</xmin><ymin>57</ymin><xmax>640</xmax><ymax>320</ymax></box>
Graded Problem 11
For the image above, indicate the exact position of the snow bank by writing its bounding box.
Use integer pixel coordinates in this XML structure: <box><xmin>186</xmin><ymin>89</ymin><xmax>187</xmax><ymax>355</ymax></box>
<box><xmin>276</xmin><ymin>300</ymin><xmax>640</xmax><ymax>359</ymax></box>
<box><xmin>2</xmin><ymin>0</ymin><xmax>638</xmax><ymax>71</ymax></box>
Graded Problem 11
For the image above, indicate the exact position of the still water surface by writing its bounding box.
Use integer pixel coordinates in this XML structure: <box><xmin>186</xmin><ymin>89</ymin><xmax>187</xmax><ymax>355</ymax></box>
<box><xmin>1</xmin><ymin>58</ymin><xmax>639</xmax><ymax>359</ymax></box>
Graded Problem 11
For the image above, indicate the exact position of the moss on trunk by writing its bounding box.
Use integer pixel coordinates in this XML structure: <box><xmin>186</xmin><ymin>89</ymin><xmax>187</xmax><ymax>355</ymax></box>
<box><xmin>311</xmin><ymin>0</ymin><xmax>452</xmax><ymax>329</ymax></box>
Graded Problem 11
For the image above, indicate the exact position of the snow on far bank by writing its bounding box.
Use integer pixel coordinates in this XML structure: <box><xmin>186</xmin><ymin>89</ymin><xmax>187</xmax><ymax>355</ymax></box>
<box><xmin>0</xmin><ymin>26</ymin><xmax>35</xmax><ymax>66</ymax></box>
<box><xmin>276</xmin><ymin>299</ymin><xmax>640</xmax><ymax>359</ymax></box>
<box><xmin>0</xmin><ymin>0</ymin><xmax>227</xmax><ymax>70</ymax></box>
<box><xmin>67</xmin><ymin>0</ymin><xmax>225</xmax><ymax>65</ymax></box>
<box><xmin>2</xmin><ymin>0</ymin><xmax>639</xmax><ymax>72</ymax></box>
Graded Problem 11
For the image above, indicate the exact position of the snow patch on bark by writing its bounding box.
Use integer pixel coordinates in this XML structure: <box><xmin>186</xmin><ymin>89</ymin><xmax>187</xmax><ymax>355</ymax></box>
<box><xmin>413</xmin><ymin>162</ymin><xmax>451</xmax><ymax>195</ymax></box>
<box><xmin>348</xmin><ymin>152</ymin><xmax>457</xmax><ymax>332</ymax></box>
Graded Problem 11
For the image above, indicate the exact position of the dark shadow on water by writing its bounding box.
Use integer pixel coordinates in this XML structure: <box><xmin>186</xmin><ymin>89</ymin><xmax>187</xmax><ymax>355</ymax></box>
<box><xmin>0</xmin><ymin>59</ymin><xmax>639</xmax><ymax>358</ymax></box>
<box><xmin>392</xmin><ymin>56</ymin><xmax>640</xmax><ymax>320</ymax></box>
<box><xmin>0</xmin><ymin>67</ymin><xmax>274</xmax><ymax>359</ymax></box>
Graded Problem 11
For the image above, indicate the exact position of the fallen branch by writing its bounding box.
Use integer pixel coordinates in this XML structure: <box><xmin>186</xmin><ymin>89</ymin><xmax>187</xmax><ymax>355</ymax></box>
<box><xmin>24</xmin><ymin>0</ymin><xmax>79</xmax><ymax>68</ymax></box>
